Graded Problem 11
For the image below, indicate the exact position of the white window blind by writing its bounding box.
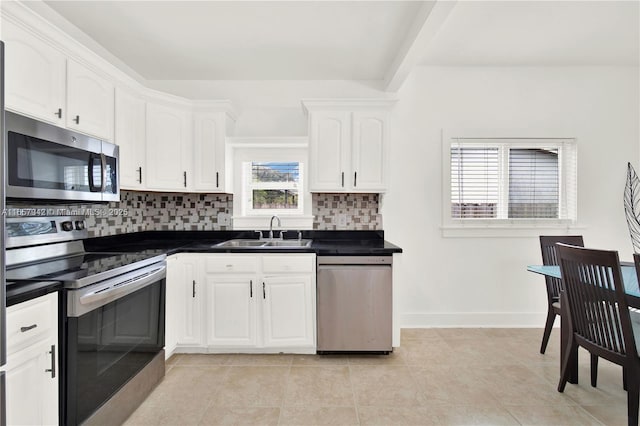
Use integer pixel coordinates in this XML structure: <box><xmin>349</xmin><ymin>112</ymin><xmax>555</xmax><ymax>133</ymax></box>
<box><xmin>449</xmin><ymin>138</ymin><xmax>576</xmax><ymax>222</ymax></box>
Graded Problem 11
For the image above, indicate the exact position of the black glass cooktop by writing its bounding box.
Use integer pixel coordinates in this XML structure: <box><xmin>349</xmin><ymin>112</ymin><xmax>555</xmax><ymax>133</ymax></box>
<box><xmin>6</xmin><ymin>251</ymin><xmax>165</xmax><ymax>284</ymax></box>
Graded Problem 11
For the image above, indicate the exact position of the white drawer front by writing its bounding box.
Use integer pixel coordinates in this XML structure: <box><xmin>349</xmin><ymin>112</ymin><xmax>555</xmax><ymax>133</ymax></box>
<box><xmin>6</xmin><ymin>293</ymin><xmax>57</xmax><ymax>355</ymax></box>
<box><xmin>205</xmin><ymin>256</ymin><xmax>259</xmax><ymax>273</ymax></box>
<box><xmin>262</xmin><ymin>255</ymin><xmax>315</xmax><ymax>274</ymax></box>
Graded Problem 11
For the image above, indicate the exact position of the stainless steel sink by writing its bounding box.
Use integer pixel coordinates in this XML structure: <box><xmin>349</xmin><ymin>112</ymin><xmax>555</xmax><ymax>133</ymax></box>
<box><xmin>263</xmin><ymin>239</ymin><xmax>312</xmax><ymax>248</ymax></box>
<box><xmin>214</xmin><ymin>239</ymin><xmax>266</xmax><ymax>247</ymax></box>
<box><xmin>214</xmin><ymin>239</ymin><xmax>312</xmax><ymax>248</ymax></box>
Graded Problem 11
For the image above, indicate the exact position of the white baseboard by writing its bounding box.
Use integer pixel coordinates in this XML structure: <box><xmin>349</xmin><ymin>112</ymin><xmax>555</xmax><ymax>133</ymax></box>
<box><xmin>400</xmin><ymin>312</ymin><xmax>557</xmax><ymax>328</ymax></box>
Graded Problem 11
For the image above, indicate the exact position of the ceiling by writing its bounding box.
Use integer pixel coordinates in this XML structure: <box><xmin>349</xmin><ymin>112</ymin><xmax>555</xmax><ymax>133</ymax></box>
<box><xmin>37</xmin><ymin>0</ymin><xmax>640</xmax><ymax>89</ymax></box>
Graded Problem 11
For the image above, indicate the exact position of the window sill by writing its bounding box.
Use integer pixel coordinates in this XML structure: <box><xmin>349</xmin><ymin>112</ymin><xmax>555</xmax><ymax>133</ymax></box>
<box><xmin>232</xmin><ymin>215</ymin><xmax>314</xmax><ymax>230</ymax></box>
<box><xmin>441</xmin><ymin>222</ymin><xmax>585</xmax><ymax>238</ymax></box>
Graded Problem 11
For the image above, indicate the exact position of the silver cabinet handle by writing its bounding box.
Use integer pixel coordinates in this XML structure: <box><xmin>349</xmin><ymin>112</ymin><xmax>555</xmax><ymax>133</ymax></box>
<box><xmin>192</xmin><ymin>280</ymin><xmax>196</xmax><ymax>298</ymax></box>
<box><xmin>263</xmin><ymin>282</ymin><xmax>266</xmax><ymax>299</ymax></box>
<box><xmin>183</xmin><ymin>171</ymin><xmax>187</xmax><ymax>187</ymax></box>
<box><xmin>250</xmin><ymin>280</ymin><xmax>253</xmax><ymax>298</ymax></box>
<box><xmin>20</xmin><ymin>324</ymin><xmax>37</xmax><ymax>333</ymax></box>
<box><xmin>341</xmin><ymin>172</ymin><xmax>344</xmax><ymax>187</ymax></box>
<box><xmin>138</xmin><ymin>167</ymin><xmax>143</xmax><ymax>184</ymax></box>
<box><xmin>73</xmin><ymin>115</ymin><xmax>80</xmax><ymax>124</ymax></box>
<box><xmin>55</xmin><ymin>108</ymin><xmax>62</xmax><ymax>119</ymax></box>
<box><xmin>354</xmin><ymin>172</ymin><xmax>357</xmax><ymax>187</ymax></box>
<box><xmin>216</xmin><ymin>172</ymin><xmax>219</xmax><ymax>188</ymax></box>
<box><xmin>45</xmin><ymin>345</ymin><xmax>55</xmax><ymax>378</ymax></box>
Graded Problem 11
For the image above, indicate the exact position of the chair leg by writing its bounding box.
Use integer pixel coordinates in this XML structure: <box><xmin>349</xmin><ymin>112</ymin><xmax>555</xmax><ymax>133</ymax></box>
<box><xmin>624</xmin><ymin>369</ymin><xmax>628</xmax><ymax>391</ymax></box>
<box><xmin>590</xmin><ymin>354</ymin><xmax>598</xmax><ymax>387</ymax></box>
<box><xmin>558</xmin><ymin>337</ymin><xmax>577</xmax><ymax>392</ymax></box>
<box><xmin>540</xmin><ymin>308</ymin><xmax>557</xmax><ymax>354</ymax></box>
<box><xmin>627</xmin><ymin>382</ymin><xmax>638</xmax><ymax>426</ymax></box>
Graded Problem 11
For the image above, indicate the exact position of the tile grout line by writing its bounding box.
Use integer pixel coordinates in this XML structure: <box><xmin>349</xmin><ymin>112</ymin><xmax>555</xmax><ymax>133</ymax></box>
<box><xmin>346</xmin><ymin>359</ymin><xmax>362</xmax><ymax>425</ymax></box>
<box><xmin>277</xmin><ymin>358</ymin><xmax>293</xmax><ymax>426</ymax></box>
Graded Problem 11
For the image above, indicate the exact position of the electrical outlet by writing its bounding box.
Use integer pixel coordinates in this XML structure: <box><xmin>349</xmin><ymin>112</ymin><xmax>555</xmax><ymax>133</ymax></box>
<box><xmin>337</xmin><ymin>214</ymin><xmax>347</xmax><ymax>227</ymax></box>
<box><xmin>217</xmin><ymin>212</ymin><xmax>230</xmax><ymax>226</ymax></box>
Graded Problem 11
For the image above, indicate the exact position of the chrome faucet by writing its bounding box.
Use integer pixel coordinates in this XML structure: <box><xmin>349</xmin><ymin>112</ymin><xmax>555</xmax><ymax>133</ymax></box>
<box><xmin>269</xmin><ymin>215</ymin><xmax>281</xmax><ymax>240</ymax></box>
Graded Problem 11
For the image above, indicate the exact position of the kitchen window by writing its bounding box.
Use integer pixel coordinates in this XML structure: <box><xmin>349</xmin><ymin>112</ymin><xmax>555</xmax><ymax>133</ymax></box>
<box><xmin>229</xmin><ymin>137</ymin><xmax>313</xmax><ymax>230</ymax></box>
<box><xmin>443</xmin><ymin>136</ymin><xmax>577</xmax><ymax>235</ymax></box>
<box><xmin>243</xmin><ymin>161</ymin><xmax>303</xmax><ymax>216</ymax></box>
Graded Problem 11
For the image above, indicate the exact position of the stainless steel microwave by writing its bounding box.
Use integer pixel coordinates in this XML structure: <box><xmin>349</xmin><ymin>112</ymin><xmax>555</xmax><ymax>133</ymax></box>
<box><xmin>5</xmin><ymin>112</ymin><xmax>119</xmax><ymax>202</ymax></box>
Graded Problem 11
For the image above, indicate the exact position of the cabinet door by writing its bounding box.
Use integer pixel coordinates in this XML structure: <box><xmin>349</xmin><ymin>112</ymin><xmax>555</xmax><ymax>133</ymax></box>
<box><xmin>2</xmin><ymin>20</ymin><xmax>66</xmax><ymax>126</ymax></box>
<box><xmin>115</xmin><ymin>88</ymin><xmax>146</xmax><ymax>189</ymax></box>
<box><xmin>309</xmin><ymin>111</ymin><xmax>351</xmax><ymax>191</ymax></box>
<box><xmin>146</xmin><ymin>102</ymin><xmax>192</xmax><ymax>191</ymax></box>
<box><xmin>5</xmin><ymin>342</ymin><xmax>58</xmax><ymax>426</ymax></box>
<box><xmin>193</xmin><ymin>112</ymin><xmax>226</xmax><ymax>192</ymax></box>
<box><xmin>178</xmin><ymin>257</ymin><xmax>203</xmax><ymax>346</ymax></box>
<box><xmin>206</xmin><ymin>275</ymin><xmax>257</xmax><ymax>347</ymax></box>
<box><xmin>262</xmin><ymin>275</ymin><xmax>314</xmax><ymax>348</ymax></box>
<box><xmin>66</xmin><ymin>60</ymin><xmax>114</xmax><ymax>140</ymax></box>
<box><xmin>351</xmin><ymin>111</ymin><xmax>388</xmax><ymax>191</ymax></box>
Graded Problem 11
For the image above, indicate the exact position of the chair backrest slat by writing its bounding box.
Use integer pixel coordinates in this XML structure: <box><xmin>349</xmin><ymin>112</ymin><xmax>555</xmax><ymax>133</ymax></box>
<box><xmin>539</xmin><ymin>236</ymin><xmax>584</xmax><ymax>300</ymax></box>
<box><xmin>557</xmin><ymin>244</ymin><xmax>637</xmax><ymax>359</ymax></box>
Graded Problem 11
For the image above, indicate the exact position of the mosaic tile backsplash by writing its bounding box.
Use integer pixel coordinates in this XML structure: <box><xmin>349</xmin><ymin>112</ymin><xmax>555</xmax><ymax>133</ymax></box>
<box><xmin>8</xmin><ymin>191</ymin><xmax>381</xmax><ymax>236</ymax></box>
<box><xmin>7</xmin><ymin>191</ymin><xmax>234</xmax><ymax>238</ymax></box>
<box><xmin>312</xmin><ymin>193</ymin><xmax>382</xmax><ymax>230</ymax></box>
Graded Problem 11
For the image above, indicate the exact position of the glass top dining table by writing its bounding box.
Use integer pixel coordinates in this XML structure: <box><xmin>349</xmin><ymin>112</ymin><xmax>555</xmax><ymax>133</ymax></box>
<box><xmin>527</xmin><ymin>264</ymin><xmax>640</xmax><ymax>303</ymax></box>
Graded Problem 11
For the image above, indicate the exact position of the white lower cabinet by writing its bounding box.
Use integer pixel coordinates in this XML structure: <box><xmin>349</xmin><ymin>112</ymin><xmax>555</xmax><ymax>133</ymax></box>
<box><xmin>167</xmin><ymin>253</ymin><xmax>316</xmax><ymax>354</ymax></box>
<box><xmin>206</xmin><ymin>275</ymin><xmax>258</xmax><ymax>348</ymax></box>
<box><xmin>4</xmin><ymin>293</ymin><xmax>59</xmax><ymax>425</ymax></box>
<box><xmin>262</xmin><ymin>275</ymin><xmax>315</xmax><ymax>349</ymax></box>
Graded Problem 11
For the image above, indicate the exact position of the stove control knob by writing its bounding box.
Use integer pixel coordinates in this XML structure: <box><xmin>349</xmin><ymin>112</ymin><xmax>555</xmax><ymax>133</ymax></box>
<box><xmin>75</xmin><ymin>221</ymin><xmax>85</xmax><ymax>231</ymax></box>
<box><xmin>61</xmin><ymin>221</ymin><xmax>74</xmax><ymax>232</ymax></box>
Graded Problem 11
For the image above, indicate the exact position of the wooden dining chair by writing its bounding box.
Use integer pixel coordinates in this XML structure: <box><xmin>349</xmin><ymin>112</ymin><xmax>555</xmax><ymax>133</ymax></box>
<box><xmin>556</xmin><ymin>244</ymin><xmax>640</xmax><ymax>426</ymax></box>
<box><xmin>539</xmin><ymin>235</ymin><xmax>584</xmax><ymax>354</ymax></box>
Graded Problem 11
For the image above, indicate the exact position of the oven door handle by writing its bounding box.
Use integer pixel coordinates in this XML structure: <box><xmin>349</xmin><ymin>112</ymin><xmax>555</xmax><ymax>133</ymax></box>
<box><xmin>69</xmin><ymin>262</ymin><xmax>166</xmax><ymax>317</ymax></box>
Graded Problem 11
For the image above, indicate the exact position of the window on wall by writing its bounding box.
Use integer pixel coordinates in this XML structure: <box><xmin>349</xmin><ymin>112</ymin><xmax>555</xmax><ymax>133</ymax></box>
<box><xmin>243</xmin><ymin>162</ymin><xmax>303</xmax><ymax>215</ymax></box>
<box><xmin>230</xmin><ymin>137</ymin><xmax>312</xmax><ymax>230</ymax></box>
<box><xmin>446</xmin><ymin>137</ymin><xmax>577</xmax><ymax>227</ymax></box>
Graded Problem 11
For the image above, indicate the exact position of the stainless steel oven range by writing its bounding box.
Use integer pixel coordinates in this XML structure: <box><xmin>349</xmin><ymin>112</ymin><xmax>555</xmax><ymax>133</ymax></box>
<box><xmin>5</xmin><ymin>216</ymin><xmax>166</xmax><ymax>425</ymax></box>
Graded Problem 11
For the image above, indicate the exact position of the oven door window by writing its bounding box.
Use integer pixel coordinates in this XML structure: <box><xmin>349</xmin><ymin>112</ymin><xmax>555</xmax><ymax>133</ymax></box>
<box><xmin>8</xmin><ymin>132</ymin><xmax>103</xmax><ymax>193</ymax></box>
<box><xmin>67</xmin><ymin>280</ymin><xmax>165</xmax><ymax>425</ymax></box>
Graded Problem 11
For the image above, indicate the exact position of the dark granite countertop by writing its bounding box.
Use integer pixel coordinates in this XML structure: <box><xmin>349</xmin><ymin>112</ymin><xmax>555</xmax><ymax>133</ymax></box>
<box><xmin>84</xmin><ymin>230</ymin><xmax>403</xmax><ymax>256</ymax></box>
<box><xmin>8</xmin><ymin>230</ymin><xmax>401</xmax><ymax>305</ymax></box>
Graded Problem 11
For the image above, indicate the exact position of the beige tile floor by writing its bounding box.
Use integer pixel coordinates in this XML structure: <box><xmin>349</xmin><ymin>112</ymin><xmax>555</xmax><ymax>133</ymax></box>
<box><xmin>124</xmin><ymin>328</ymin><xmax>629</xmax><ymax>425</ymax></box>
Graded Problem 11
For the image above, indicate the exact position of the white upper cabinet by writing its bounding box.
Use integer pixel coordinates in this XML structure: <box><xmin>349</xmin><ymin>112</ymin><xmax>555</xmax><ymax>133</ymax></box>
<box><xmin>115</xmin><ymin>88</ymin><xmax>146</xmax><ymax>189</ymax></box>
<box><xmin>351</xmin><ymin>111</ymin><xmax>388</xmax><ymax>191</ymax></box>
<box><xmin>66</xmin><ymin>60</ymin><xmax>115</xmax><ymax>140</ymax></box>
<box><xmin>309</xmin><ymin>111</ymin><xmax>350</xmax><ymax>191</ymax></box>
<box><xmin>193</xmin><ymin>109</ymin><xmax>235</xmax><ymax>193</ymax></box>
<box><xmin>2</xmin><ymin>19</ymin><xmax>66</xmax><ymax>126</ymax></box>
<box><xmin>145</xmin><ymin>102</ymin><xmax>193</xmax><ymax>191</ymax></box>
<box><xmin>303</xmin><ymin>100</ymin><xmax>395</xmax><ymax>193</ymax></box>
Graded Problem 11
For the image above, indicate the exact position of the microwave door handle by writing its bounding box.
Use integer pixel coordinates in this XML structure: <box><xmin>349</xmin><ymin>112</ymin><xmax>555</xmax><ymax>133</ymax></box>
<box><xmin>88</xmin><ymin>154</ymin><xmax>98</xmax><ymax>192</ymax></box>
<box><xmin>100</xmin><ymin>153</ymin><xmax>107</xmax><ymax>192</ymax></box>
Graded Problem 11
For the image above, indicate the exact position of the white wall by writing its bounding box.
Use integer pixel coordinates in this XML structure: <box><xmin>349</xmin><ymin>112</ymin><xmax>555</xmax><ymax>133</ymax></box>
<box><xmin>383</xmin><ymin>66</ymin><xmax>640</xmax><ymax>327</ymax></box>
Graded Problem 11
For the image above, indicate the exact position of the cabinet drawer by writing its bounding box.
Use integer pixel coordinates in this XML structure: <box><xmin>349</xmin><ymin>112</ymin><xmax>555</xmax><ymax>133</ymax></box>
<box><xmin>263</xmin><ymin>255</ymin><xmax>315</xmax><ymax>273</ymax></box>
<box><xmin>6</xmin><ymin>293</ymin><xmax>57</xmax><ymax>355</ymax></box>
<box><xmin>205</xmin><ymin>256</ymin><xmax>259</xmax><ymax>273</ymax></box>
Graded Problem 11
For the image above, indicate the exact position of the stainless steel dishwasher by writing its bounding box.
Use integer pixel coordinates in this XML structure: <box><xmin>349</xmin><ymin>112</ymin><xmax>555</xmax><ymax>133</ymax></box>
<box><xmin>317</xmin><ymin>256</ymin><xmax>392</xmax><ymax>353</ymax></box>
